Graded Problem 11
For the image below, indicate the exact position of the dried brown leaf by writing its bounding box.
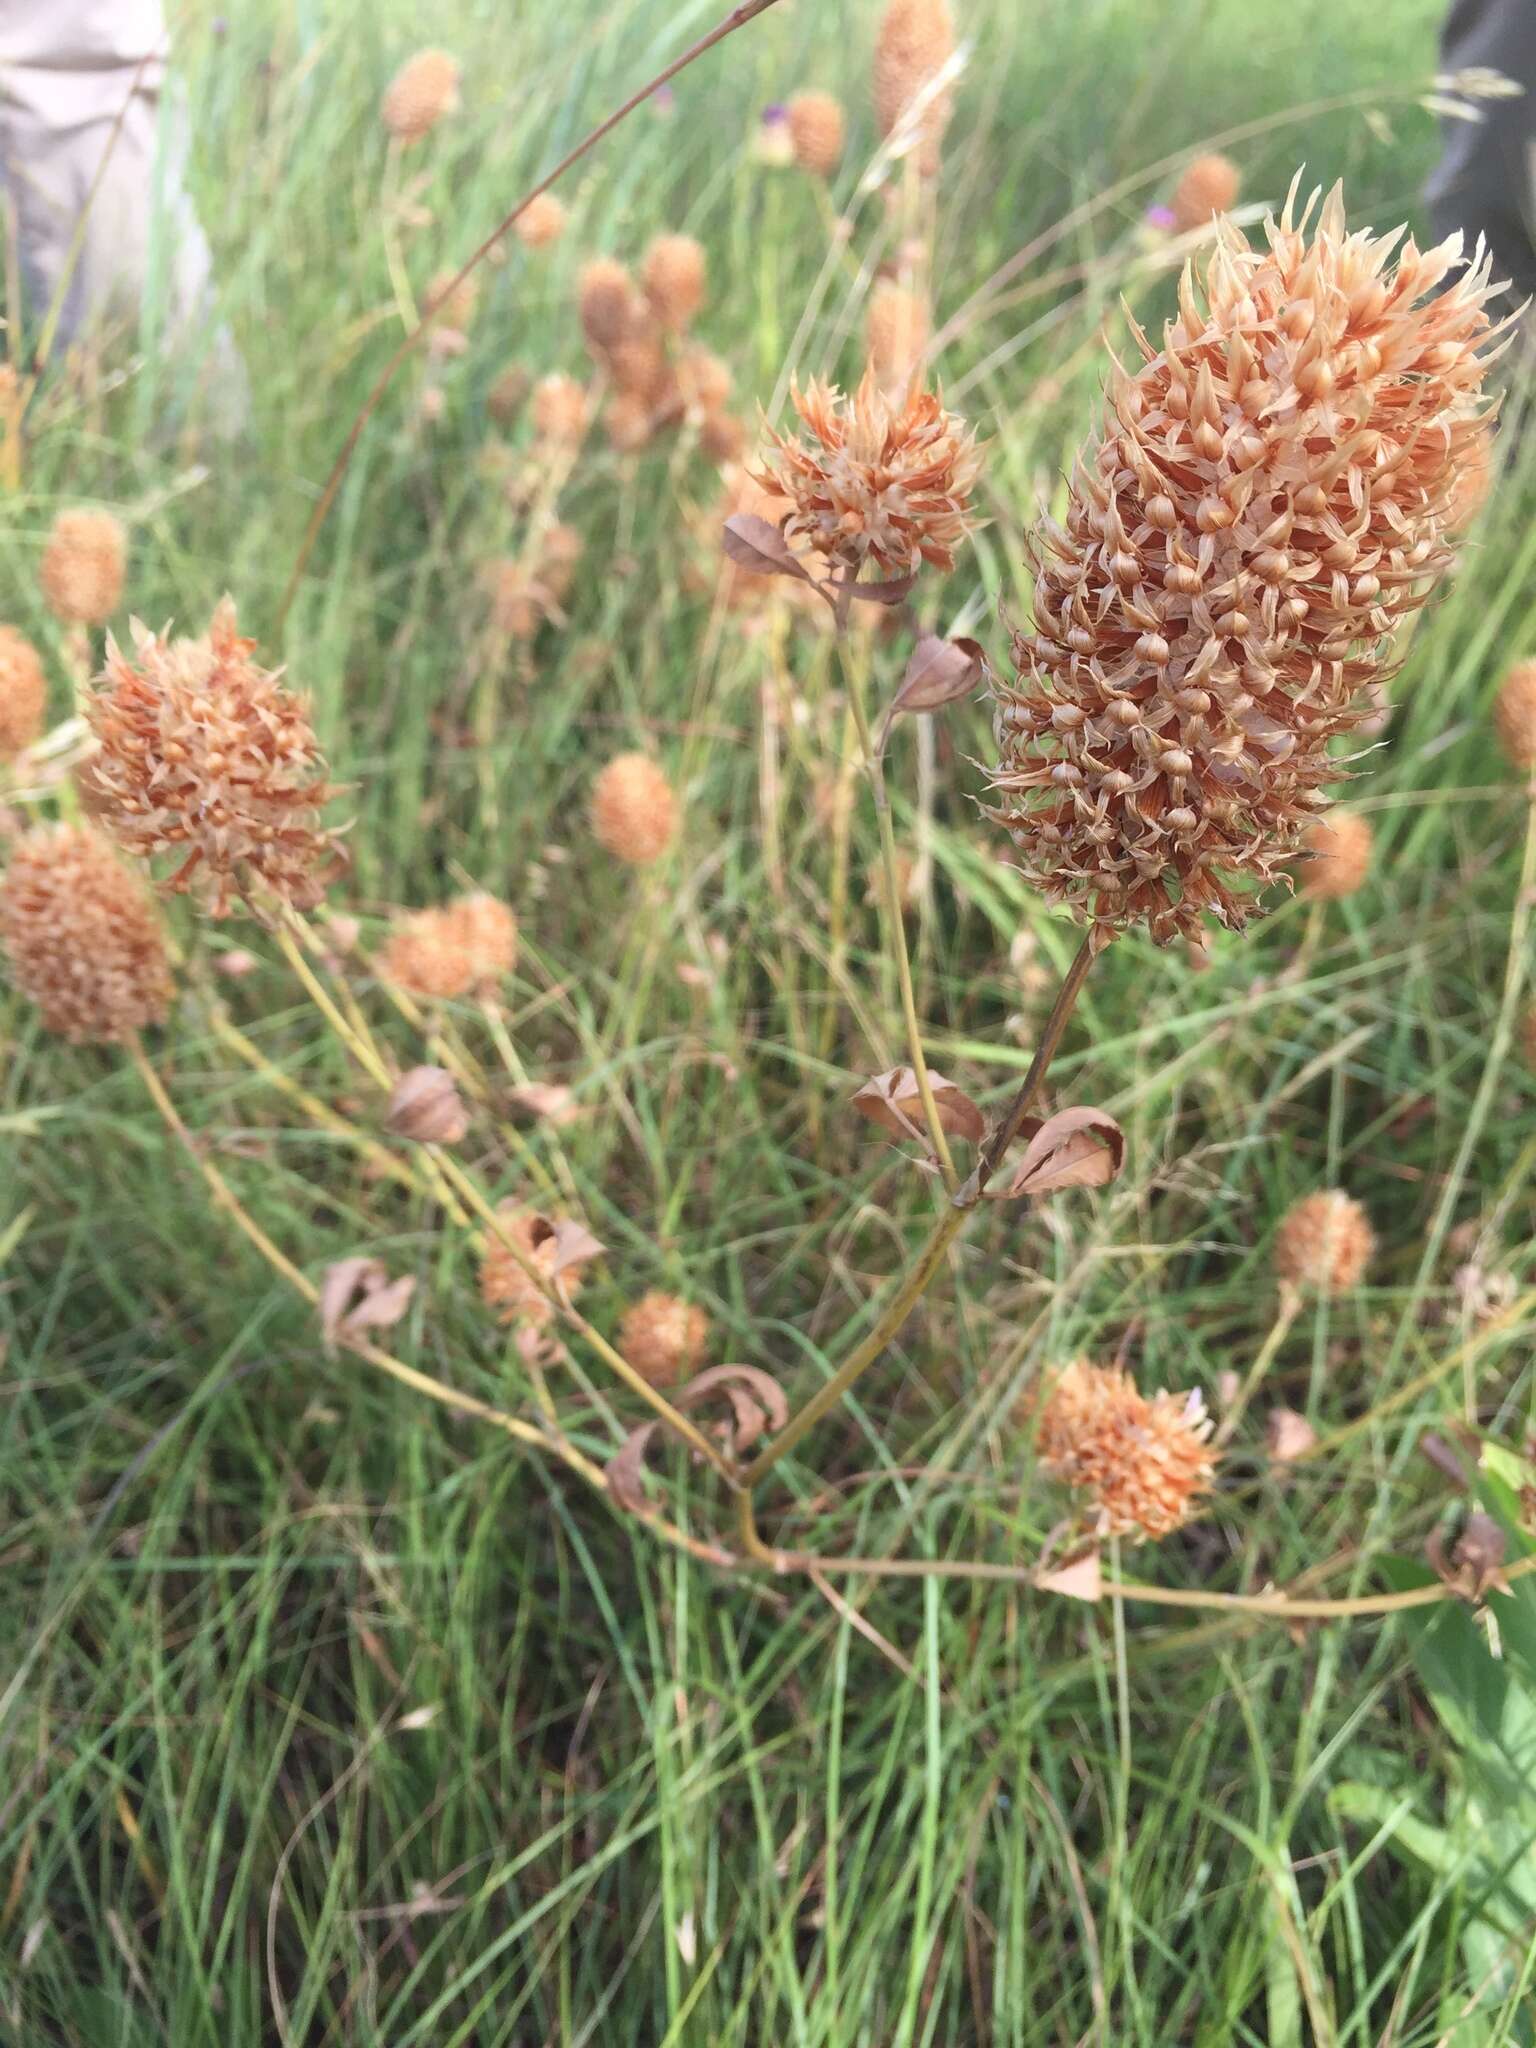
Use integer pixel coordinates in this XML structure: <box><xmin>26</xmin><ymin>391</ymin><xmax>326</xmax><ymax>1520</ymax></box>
<box><xmin>850</xmin><ymin>1066</ymin><xmax>985</xmax><ymax>1145</ymax></box>
<box><xmin>547</xmin><ymin>1219</ymin><xmax>605</xmax><ymax>1274</ymax></box>
<box><xmin>722</xmin><ymin>513</ymin><xmax>813</xmax><ymax>583</ymax></box>
<box><xmin>1003</xmin><ymin>1106</ymin><xmax>1125</xmax><ymax>1197</ymax></box>
<box><xmin>506</xmin><ymin>1081</ymin><xmax>582</xmax><ymax>1127</ymax></box>
<box><xmin>320</xmin><ymin>1256</ymin><xmax>416</xmax><ymax>1353</ymax></box>
<box><xmin>1034</xmin><ymin>1546</ymin><xmax>1103</xmax><ymax>1603</ymax></box>
<box><xmin>830</xmin><ymin>571</ymin><xmax>918</xmax><ymax>606</ymax></box>
<box><xmin>678</xmin><ymin>1364</ymin><xmax>790</xmax><ymax>1452</ymax></box>
<box><xmin>606</xmin><ymin>1422</ymin><xmax>661</xmax><ymax>1516</ymax></box>
<box><xmin>893</xmin><ymin>634</ymin><xmax>985</xmax><ymax>714</ymax></box>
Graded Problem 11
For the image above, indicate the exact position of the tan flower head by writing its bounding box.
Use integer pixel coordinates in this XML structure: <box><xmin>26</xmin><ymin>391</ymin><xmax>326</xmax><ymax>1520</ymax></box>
<box><xmin>515</xmin><ymin>191</ymin><xmax>568</xmax><ymax>250</ymax></box>
<box><xmin>679</xmin><ymin>346</ymin><xmax>733</xmax><ymax>414</ymax></box>
<box><xmin>642</xmin><ymin>233</ymin><xmax>707</xmax><ymax>332</ymax></box>
<box><xmin>41</xmin><ymin>509</ymin><xmax>125</xmax><ymax>625</ymax></box>
<box><xmin>578</xmin><ymin>258</ymin><xmax>641</xmax><ymax>357</ymax></box>
<box><xmin>531</xmin><ymin>372</ymin><xmax>590</xmax><ymax>446</ymax></box>
<box><xmin>1032</xmin><ymin>1359</ymin><xmax>1217</xmax><ymax>1542</ymax></box>
<box><xmin>377</xmin><ymin>892</ymin><xmax>516</xmax><ymax>1000</ymax></box>
<box><xmin>607</xmin><ymin>330</ymin><xmax>672</xmax><ymax>404</ymax></box>
<box><xmin>0</xmin><ymin>822</ymin><xmax>172</xmax><ymax>1041</ymax></box>
<box><xmin>619</xmin><ymin>1290</ymin><xmax>709</xmax><ymax>1387</ymax></box>
<box><xmin>1301</xmin><ymin>809</ymin><xmax>1373</xmax><ymax>900</ymax></box>
<box><xmin>757</xmin><ymin>365</ymin><xmax>981</xmax><ymax>575</ymax></box>
<box><xmin>1274</xmin><ymin>1189</ymin><xmax>1374</xmax><ymax>1295</ymax></box>
<box><xmin>83</xmin><ymin>598</ymin><xmax>340</xmax><ymax>917</ymax></box>
<box><xmin>0</xmin><ymin>626</ymin><xmax>46</xmax><ymax>757</ymax></box>
<box><xmin>1494</xmin><ymin>658</ymin><xmax>1536</xmax><ymax>774</ymax></box>
<box><xmin>1171</xmin><ymin>153</ymin><xmax>1241</xmax><ymax>235</ymax></box>
<box><xmin>990</xmin><ymin>185</ymin><xmax>1500</xmax><ymax>945</ymax></box>
<box><xmin>866</xmin><ymin>278</ymin><xmax>928</xmax><ymax>397</ymax></box>
<box><xmin>606</xmin><ymin>392</ymin><xmax>655</xmax><ymax>454</ymax></box>
<box><xmin>591</xmin><ymin>752</ymin><xmax>678</xmax><ymax>864</ymax></box>
<box><xmin>480</xmin><ymin>1203</ymin><xmax>595</xmax><ymax>1328</ymax></box>
<box><xmin>382</xmin><ymin>48</ymin><xmax>460</xmax><ymax>143</ymax></box>
<box><xmin>873</xmin><ymin>0</ymin><xmax>955</xmax><ymax>177</ymax></box>
<box><xmin>487</xmin><ymin>364</ymin><xmax>530</xmax><ymax>426</ymax></box>
<box><xmin>787</xmin><ymin>90</ymin><xmax>846</xmax><ymax>178</ymax></box>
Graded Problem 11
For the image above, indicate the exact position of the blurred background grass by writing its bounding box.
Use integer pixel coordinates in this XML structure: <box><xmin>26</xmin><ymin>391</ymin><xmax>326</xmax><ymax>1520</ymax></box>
<box><xmin>4</xmin><ymin>0</ymin><xmax>1536</xmax><ymax>2041</ymax></box>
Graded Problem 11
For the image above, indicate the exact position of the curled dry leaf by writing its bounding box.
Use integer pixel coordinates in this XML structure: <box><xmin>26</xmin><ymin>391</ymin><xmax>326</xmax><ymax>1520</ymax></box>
<box><xmin>545</xmin><ymin>1217</ymin><xmax>605</xmax><ymax>1276</ymax></box>
<box><xmin>893</xmin><ymin>633</ymin><xmax>985</xmax><ymax>714</ymax></box>
<box><xmin>851</xmin><ymin>1065</ymin><xmax>985</xmax><ymax>1144</ymax></box>
<box><xmin>605</xmin><ymin>1364</ymin><xmax>789</xmax><ymax>1518</ymax></box>
<box><xmin>721</xmin><ymin>513</ymin><xmax>814</xmax><ymax>584</ymax></box>
<box><xmin>388</xmin><ymin>1064</ymin><xmax>469</xmax><ymax>1145</ymax></box>
<box><xmin>829</xmin><ymin>570</ymin><xmax>918</xmax><ymax>606</ymax></box>
<box><xmin>1033</xmin><ymin>1545</ymin><xmax>1103</xmax><ymax>1604</ymax></box>
<box><xmin>506</xmin><ymin>1081</ymin><xmax>582</xmax><ymax>1127</ymax></box>
<box><xmin>1426</xmin><ymin>1511</ymin><xmax>1510</xmax><ymax>1602</ymax></box>
<box><xmin>320</xmin><ymin>1256</ymin><xmax>417</xmax><ymax>1355</ymax></box>
<box><xmin>1000</xmin><ymin>1105</ymin><xmax>1125</xmax><ymax>1198</ymax></box>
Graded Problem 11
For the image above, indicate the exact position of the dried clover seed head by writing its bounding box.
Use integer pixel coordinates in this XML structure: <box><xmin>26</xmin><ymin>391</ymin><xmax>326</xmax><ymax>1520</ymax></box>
<box><xmin>0</xmin><ymin>626</ymin><xmax>47</xmax><ymax>757</ymax></box>
<box><xmin>1301</xmin><ymin>809</ymin><xmax>1373</xmax><ymax>901</ymax></box>
<box><xmin>41</xmin><ymin>509</ymin><xmax>126</xmax><ymax>626</ymax></box>
<box><xmin>787</xmin><ymin>90</ymin><xmax>845</xmax><ymax>178</ymax></box>
<box><xmin>1171</xmin><ymin>153</ymin><xmax>1240</xmax><ymax>235</ymax></box>
<box><xmin>590</xmin><ymin>752</ymin><xmax>678</xmax><ymax>865</ymax></box>
<box><xmin>873</xmin><ymin>0</ymin><xmax>954</xmax><ymax>177</ymax></box>
<box><xmin>0</xmin><ymin>822</ymin><xmax>172</xmax><ymax>1041</ymax></box>
<box><xmin>1494</xmin><ymin>658</ymin><xmax>1536</xmax><ymax>774</ymax></box>
<box><xmin>1033</xmin><ymin>1359</ymin><xmax>1217</xmax><ymax>1542</ymax></box>
<box><xmin>382</xmin><ymin>48</ymin><xmax>459</xmax><ymax>142</ymax></box>
<box><xmin>377</xmin><ymin>893</ymin><xmax>516</xmax><ymax>1000</ymax></box>
<box><xmin>990</xmin><ymin>185</ymin><xmax>1500</xmax><ymax>945</ymax></box>
<box><xmin>1274</xmin><ymin>1189</ymin><xmax>1375</xmax><ymax>1295</ymax></box>
<box><xmin>757</xmin><ymin>365</ymin><xmax>980</xmax><ymax>575</ymax></box>
<box><xmin>83</xmin><ymin>598</ymin><xmax>340</xmax><ymax>917</ymax></box>
<box><xmin>618</xmin><ymin>1291</ymin><xmax>709</xmax><ymax>1387</ymax></box>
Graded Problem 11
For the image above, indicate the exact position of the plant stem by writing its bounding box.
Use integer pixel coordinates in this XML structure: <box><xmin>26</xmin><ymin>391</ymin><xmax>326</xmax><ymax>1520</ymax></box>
<box><xmin>275</xmin><ymin>0</ymin><xmax>786</xmax><ymax>635</ymax></box>
<box><xmin>740</xmin><ymin>933</ymin><xmax>1099</xmax><ymax>1484</ymax></box>
<box><xmin>1212</xmin><ymin>1290</ymin><xmax>1299</xmax><ymax>1448</ymax></box>
<box><xmin>837</xmin><ymin>609</ymin><xmax>957</xmax><ymax>1189</ymax></box>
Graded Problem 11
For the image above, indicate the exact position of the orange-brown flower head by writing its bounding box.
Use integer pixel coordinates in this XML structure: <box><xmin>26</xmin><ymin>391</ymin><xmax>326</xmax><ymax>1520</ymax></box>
<box><xmin>787</xmin><ymin>89</ymin><xmax>846</xmax><ymax>177</ymax></box>
<box><xmin>537</xmin><ymin>522</ymin><xmax>584</xmax><ymax>604</ymax></box>
<box><xmin>531</xmin><ymin>371</ymin><xmax>590</xmax><ymax>446</ymax></box>
<box><xmin>1274</xmin><ymin>1188</ymin><xmax>1375</xmax><ymax>1295</ymax></box>
<box><xmin>1494</xmin><ymin>658</ymin><xmax>1536</xmax><ymax>774</ymax></box>
<box><xmin>701</xmin><ymin>410</ymin><xmax>746</xmax><ymax>464</ymax></box>
<box><xmin>487</xmin><ymin>364</ymin><xmax>530</xmax><ymax>426</ymax></box>
<box><xmin>382</xmin><ymin>48</ymin><xmax>459</xmax><ymax>143</ymax></box>
<box><xmin>480</xmin><ymin>1204</ymin><xmax>592</xmax><ymax>1329</ymax></box>
<box><xmin>758</xmin><ymin>365</ymin><xmax>981</xmax><ymax>575</ymax></box>
<box><xmin>618</xmin><ymin>1290</ymin><xmax>709</xmax><ymax>1387</ymax></box>
<box><xmin>483</xmin><ymin>558</ymin><xmax>542</xmax><ymax>640</ymax></box>
<box><xmin>606</xmin><ymin>393</ymin><xmax>655</xmax><ymax>454</ymax></box>
<box><xmin>590</xmin><ymin>751</ymin><xmax>678</xmax><ymax>865</ymax></box>
<box><xmin>377</xmin><ymin>891</ymin><xmax>517</xmax><ymax>1001</ymax></box>
<box><xmin>0</xmin><ymin>626</ymin><xmax>47</xmax><ymax>757</ymax></box>
<box><xmin>1032</xmin><ymin>1359</ymin><xmax>1217</xmax><ymax>1542</ymax></box>
<box><xmin>1448</xmin><ymin>421</ymin><xmax>1494</xmax><ymax>530</ymax></box>
<box><xmin>0</xmin><ymin>822</ymin><xmax>172</xmax><ymax>1042</ymax></box>
<box><xmin>642</xmin><ymin>233</ymin><xmax>707</xmax><ymax>333</ymax></box>
<box><xmin>873</xmin><ymin>0</ymin><xmax>954</xmax><ymax>177</ymax></box>
<box><xmin>679</xmin><ymin>345</ymin><xmax>733</xmax><ymax>415</ymax></box>
<box><xmin>515</xmin><ymin>191</ymin><xmax>568</xmax><ymax>250</ymax></box>
<box><xmin>1301</xmin><ymin>809</ymin><xmax>1373</xmax><ymax>900</ymax></box>
<box><xmin>866</xmin><ymin>279</ymin><xmax>928</xmax><ymax>397</ymax></box>
<box><xmin>83</xmin><ymin>598</ymin><xmax>339</xmax><ymax>916</ymax></box>
<box><xmin>1171</xmin><ymin>153</ymin><xmax>1240</xmax><ymax>235</ymax></box>
<box><xmin>40</xmin><ymin>508</ymin><xmax>125</xmax><ymax>626</ymax></box>
<box><xmin>606</xmin><ymin>328</ymin><xmax>672</xmax><ymax>406</ymax></box>
<box><xmin>578</xmin><ymin>258</ymin><xmax>641</xmax><ymax>358</ymax></box>
<box><xmin>989</xmin><ymin>185</ymin><xmax>1500</xmax><ymax>944</ymax></box>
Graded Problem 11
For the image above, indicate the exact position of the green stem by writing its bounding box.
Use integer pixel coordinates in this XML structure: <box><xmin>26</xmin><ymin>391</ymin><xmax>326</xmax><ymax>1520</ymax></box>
<box><xmin>740</xmin><ymin>933</ymin><xmax>1099</xmax><ymax>1485</ymax></box>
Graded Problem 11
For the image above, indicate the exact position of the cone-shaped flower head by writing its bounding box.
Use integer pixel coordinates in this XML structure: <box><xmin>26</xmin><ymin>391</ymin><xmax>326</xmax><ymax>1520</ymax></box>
<box><xmin>873</xmin><ymin>0</ymin><xmax>955</xmax><ymax>177</ymax></box>
<box><xmin>377</xmin><ymin>892</ymin><xmax>517</xmax><ymax>1000</ymax></box>
<box><xmin>642</xmin><ymin>233</ymin><xmax>707</xmax><ymax>333</ymax></box>
<box><xmin>1032</xmin><ymin>1359</ymin><xmax>1217</xmax><ymax>1542</ymax></box>
<box><xmin>41</xmin><ymin>509</ymin><xmax>126</xmax><ymax>626</ymax></box>
<box><xmin>866</xmin><ymin>279</ymin><xmax>928</xmax><ymax>397</ymax></box>
<box><xmin>1274</xmin><ymin>1188</ymin><xmax>1374</xmax><ymax>1295</ymax></box>
<box><xmin>382</xmin><ymin>49</ymin><xmax>459</xmax><ymax>143</ymax></box>
<box><xmin>1301</xmin><ymin>809</ymin><xmax>1373</xmax><ymax>900</ymax></box>
<box><xmin>1494</xmin><ymin>658</ymin><xmax>1536</xmax><ymax>774</ymax></box>
<box><xmin>1171</xmin><ymin>153</ymin><xmax>1240</xmax><ymax>235</ymax></box>
<box><xmin>618</xmin><ymin>1291</ymin><xmax>709</xmax><ymax>1387</ymax></box>
<box><xmin>0</xmin><ymin>626</ymin><xmax>46</xmax><ymax>757</ymax></box>
<box><xmin>787</xmin><ymin>90</ymin><xmax>846</xmax><ymax>178</ymax></box>
<box><xmin>0</xmin><ymin>822</ymin><xmax>172</xmax><ymax>1041</ymax></box>
<box><xmin>757</xmin><ymin>365</ymin><xmax>980</xmax><ymax>575</ymax></box>
<box><xmin>531</xmin><ymin>372</ymin><xmax>590</xmax><ymax>445</ymax></box>
<box><xmin>590</xmin><ymin>752</ymin><xmax>678</xmax><ymax>865</ymax></box>
<box><xmin>578</xmin><ymin>259</ymin><xmax>641</xmax><ymax>358</ymax></box>
<box><xmin>990</xmin><ymin>185</ymin><xmax>1500</xmax><ymax>945</ymax></box>
<box><xmin>515</xmin><ymin>192</ymin><xmax>568</xmax><ymax>250</ymax></box>
<box><xmin>83</xmin><ymin>598</ymin><xmax>340</xmax><ymax>916</ymax></box>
